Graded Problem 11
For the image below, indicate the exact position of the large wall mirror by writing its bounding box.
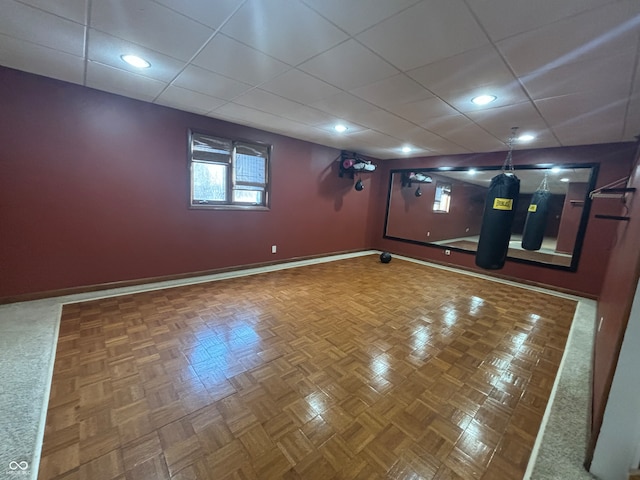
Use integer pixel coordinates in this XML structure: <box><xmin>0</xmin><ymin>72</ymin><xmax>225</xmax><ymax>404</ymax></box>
<box><xmin>384</xmin><ymin>163</ymin><xmax>599</xmax><ymax>271</ymax></box>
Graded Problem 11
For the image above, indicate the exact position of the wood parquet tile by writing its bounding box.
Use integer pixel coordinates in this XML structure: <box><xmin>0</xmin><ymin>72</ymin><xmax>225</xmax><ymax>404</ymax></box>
<box><xmin>38</xmin><ymin>256</ymin><xmax>576</xmax><ymax>480</ymax></box>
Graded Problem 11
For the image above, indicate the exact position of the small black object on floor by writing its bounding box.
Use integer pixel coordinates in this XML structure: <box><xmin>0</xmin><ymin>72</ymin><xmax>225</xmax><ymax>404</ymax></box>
<box><xmin>380</xmin><ymin>252</ymin><xmax>392</xmax><ymax>263</ymax></box>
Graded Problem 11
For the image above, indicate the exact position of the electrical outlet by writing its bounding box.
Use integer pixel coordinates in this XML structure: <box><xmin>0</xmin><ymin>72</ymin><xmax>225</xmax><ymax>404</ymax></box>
<box><xmin>271</xmin><ymin>245</ymin><xmax>277</xmax><ymax>254</ymax></box>
<box><xmin>444</xmin><ymin>249</ymin><xmax>451</xmax><ymax>256</ymax></box>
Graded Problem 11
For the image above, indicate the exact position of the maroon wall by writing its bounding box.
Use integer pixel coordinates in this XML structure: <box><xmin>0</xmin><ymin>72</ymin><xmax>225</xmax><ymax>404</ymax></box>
<box><xmin>556</xmin><ymin>183</ymin><xmax>588</xmax><ymax>253</ymax></box>
<box><xmin>0</xmin><ymin>67</ymin><xmax>374</xmax><ymax>299</ymax></box>
<box><xmin>588</xmin><ymin>145</ymin><xmax>640</xmax><ymax>461</ymax></box>
<box><xmin>385</xmin><ymin>173</ymin><xmax>485</xmax><ymax>243</ymax></box>
<box><xmin>370</xmin><ymin>144</ymin><xmax>636</xmax><ymax>297</ymax></box>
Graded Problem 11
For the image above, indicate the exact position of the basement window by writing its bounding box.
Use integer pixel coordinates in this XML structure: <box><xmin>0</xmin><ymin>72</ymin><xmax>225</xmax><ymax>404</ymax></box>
<box><xmin>433</xmin><ymin>182</ymin><xmax>451</xmax><ymax>213</ymax></box>
<box><xmin>190</xmin><ymin>131</ymin><xmax>270</xmax><ymax>209</ymax></box>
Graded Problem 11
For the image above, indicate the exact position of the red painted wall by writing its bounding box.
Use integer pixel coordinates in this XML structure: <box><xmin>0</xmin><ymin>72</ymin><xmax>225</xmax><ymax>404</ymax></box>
<box><xmin>385</xmin><ymin>173</ymin><xmax>485</xmax><ymax>243</ymax></box>
<box><xmin>370</xmin><ymin>144</ymin><xmax>636</xmax><ymax>297</ymax></box>
<box><xmin>589</xmin><ymin>144</ymin><xmax>640</xmax><ymax>460</ymax></box>
<box><xmin>0</xmin><ymin>67</ymin><xmax>374</xmax><ymax>299</ymax></box>
<box><xmin>556</xmin><ymin>183</ymin><xmax>588</xmax><ymax>253</ymax></box>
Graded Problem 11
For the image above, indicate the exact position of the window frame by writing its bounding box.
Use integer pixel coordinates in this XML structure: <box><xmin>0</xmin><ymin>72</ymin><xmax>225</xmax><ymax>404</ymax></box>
<box><xmin>189</xmin><ymin>129</ymin><xmax>271</xmax><ymax>211</ymax></box>
<box><xmin>433</xmin><ymin>182</ymin><xmax>452</xmax><ymax>213</ymax></box>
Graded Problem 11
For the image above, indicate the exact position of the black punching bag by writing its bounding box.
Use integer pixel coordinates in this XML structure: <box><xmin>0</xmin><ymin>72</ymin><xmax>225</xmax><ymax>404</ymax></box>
<box><xmin>521</xmin><ymin>189</ymin><xmax>551</xmax><ymax>251</ymax></box>
<box><xmin>475</xmin><ymin>173</ymin><xmax>520</xmax><ymax>270</ymax></box>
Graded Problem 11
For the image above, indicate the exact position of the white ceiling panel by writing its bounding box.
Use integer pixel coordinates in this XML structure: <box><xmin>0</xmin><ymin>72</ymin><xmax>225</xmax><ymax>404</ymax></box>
<box><xmin>154</xmin><ymin>86</ymin><xmax>227</xmax><ymax>115</ymax></box>
<box><xmin>0</xmin><ymin>33</ymin><xmax>84</xmax><ymax>85</ymax></box>
<box><xmin>1</xmin><ymin>0</ymin><xmax>637</xmax><ymax>157</ymax></box>
<box><xmin>259</xmin><ymin>69</ymin><xmax>342</xmax><ymax>104</ymax></box>
<box><xmin>466</xmin><ymin>0</ymin><xmax>618</xmax><ymax>42</ymax></box>
<box><xmin>220</xmin><ymin>0</ymin><xmax>348</xmax><ymax>66</ymax></box>
<box><xmin>192</xmin><ymin>34</ymin><xmax>289</xmax><ymax>86</ymax></box>
<box><xmin>408</xmin><ymin>44</ymin><xmax>517</xmax><ymax>97</ymax></box>
<box><xmin>519</xmin><ymin>49</ymin><xmax>636</xmax><ymax>101</ymax></box>
<box><xmin>16</xmin><ymin>0</ymin><xmax>87</xmax><ymax>24</ymax></box>
<box><xmin>298</xmin><ymin>39</ymin><xmax>399</xmax><ymax>91</ymax></box>
<box><xmin>0</xmin><ymin>0</ymin><xmax>85</xmax><ymax>56</ymax></box>
<box><xmin>91</xmin><ymin>0</ymin><xmax>213</xmax><ymax>61</ymax></box>
<box><xmin>301</xmin><ymin>0</ymin><xmax>420</xmax><ymax>35</ymax></box>
<box><xmin>86</xmin><ymin>62</ymin><xmax>167</xmax><ymax>102</ymax></box>
<box><xmin>497</xmin><ymin>2</ymin><xmax>640</xmax><ymax>77</ymax></box>
<box><xmin>387</xmin><ymin>97</ymin><xmax>459</xmax><ymax>126</ymax></box>
<box><xmin>152</xmin><ymin>0</ymin><xmax>244</xmax><ymax>29</ymax></box>
<box><xmin>356</xmin><ymin>0</ymin><xmax>489</xmax><ymax>71</ymax></box>
<box><xmin>350</xmin><ymin>74</ymin><xmax>433</xmax><ymax>108</ymax></box>
<box><xmin>87</xmin><ymin>30</ymin><xmax>186</xmax><ymax>82</ymax></box>
<box><xmin>172</xmin><ymin>65</ymin><xmax>253</xmax><ymax>100</ymax></box>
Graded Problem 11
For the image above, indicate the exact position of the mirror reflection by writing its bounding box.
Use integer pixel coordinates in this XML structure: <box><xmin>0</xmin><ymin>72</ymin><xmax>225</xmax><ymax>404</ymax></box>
<box><xmin>385</xmin><ymin>164</ymin><xmax>598</xmax><ymax>270</ymax></box>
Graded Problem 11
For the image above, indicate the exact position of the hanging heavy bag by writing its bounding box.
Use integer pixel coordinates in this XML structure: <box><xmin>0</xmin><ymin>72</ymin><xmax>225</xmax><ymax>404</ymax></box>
<box><xmin>475</xmin><ymin>173</ymin><xmax>521</xmax><ymax>269</ymax></box>
<box><xmin>521</xmin><ymin>189</ymin><xmax>551</xmax><ymax>251</ymax></box>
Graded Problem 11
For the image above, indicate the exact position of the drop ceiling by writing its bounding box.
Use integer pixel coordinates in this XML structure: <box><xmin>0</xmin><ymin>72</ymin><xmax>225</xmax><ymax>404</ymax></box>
<box><xmin>1</xmin><ymin>0</ymin><xmax>639</xmax><ymax>159</ymax></box>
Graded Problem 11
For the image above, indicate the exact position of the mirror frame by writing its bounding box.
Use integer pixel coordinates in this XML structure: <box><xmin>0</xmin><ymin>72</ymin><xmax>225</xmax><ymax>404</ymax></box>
<box><xmin>383</xmin><ymin>163</ymin><xmax>600</xmax><ymax>272</ymax></box>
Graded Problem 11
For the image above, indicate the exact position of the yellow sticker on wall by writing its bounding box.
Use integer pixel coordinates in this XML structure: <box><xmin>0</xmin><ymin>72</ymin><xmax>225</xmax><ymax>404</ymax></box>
<box><xmin>493</xmin><ymin>198</ymin><xmax>513</xmax><ymax>210</ymax></box>
<box><xmin>528</xmin><ymin>204</ymin><xmax>538</xmax><ymax>212</ymax></box>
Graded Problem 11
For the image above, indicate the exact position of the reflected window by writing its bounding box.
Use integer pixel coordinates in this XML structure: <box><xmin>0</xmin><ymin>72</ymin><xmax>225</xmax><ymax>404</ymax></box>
<box><xmin>433</xmin><ymin>183</ymin><xmax>452</xmax><ymax>213</ymax></box>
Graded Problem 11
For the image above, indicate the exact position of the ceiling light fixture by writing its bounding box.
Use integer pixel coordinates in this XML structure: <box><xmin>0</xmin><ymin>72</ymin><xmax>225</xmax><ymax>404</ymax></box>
<box><xmin>551</xmin><ymin>167</ymin><xmax>562</xmax><ymax>173</ymax></box>
<box><xmin>401</xmin><ymin>146</ymin><xmax>412</xmax><ymax>153</ymax></box>
<box><xmin>518</xmin><ymin>134</ymin><xmax>535</xmax><ymax>142</ymax></box>
<box><xmin>560</xmin><ymin>178</ymin><xmax>570</xmax><ymax>182</ymax></box>
<box><xmin>334</xmin><ymin>124</ymin><xmax>348</xmax><ymax>133</ymax></box>
<box><xmin>468</xmin><ymin>169</ymin><xmax>476</xmax><ymax>175</ymax></box>
<box><xmin>471</xmin><ymin>94</ymin><xmax>497</xmax><ymax>106</ymax></box>
<box><xmin>121</xmin><ymin>54</ymin><xmax>151</xmax><ymax>68</ymax></box>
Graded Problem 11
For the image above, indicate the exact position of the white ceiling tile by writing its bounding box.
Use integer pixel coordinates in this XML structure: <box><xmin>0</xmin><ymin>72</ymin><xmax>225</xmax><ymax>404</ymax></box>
<box><xmin>347</xmin><ymin>129</ymin><xmax>403</xmax><ymax>149</ymax></box>
<box><xmin>465</xmin><ymin>102</ymin><xmax>551</xmax><ymax>141</ymax></box>
<box><xmin>0</xmin><ymin>0</ymin><xmax>85</xmax><ymax>55</ymax></box>
<box><xmin>467</xmin><ymin>0</ymin><xmax>618</xmax><ymax>41</ymax></box>
<box><xmin>310</xmin><ymin>92</ymin><xmax>378</xmax><ymax>118</ymax></box>
<box><xmin>356</xmin><ymin>0</ymin><xmax>489</xmax><ymax>71</ymax></box>
<box><xmin>192</xmin><ymin>34</ymin><xmax>289</xmax><ymax>86</ymax></box>
<box><xmin>16</xmin><ymin>0</ymin><xmax>87</xmax><ymax>24</ymax></box>
<box><xmin>420</xmin><ymin>114</ymin><xmax>505</xmax><ymax>152</ymax></box>
<box><xmin>387</xmin><ymin>97</ymin><xmax>460</xmax><ymax>125</ymax></box>
<box><xmin>172</xmin><ymin>65</ymin><xmax>253</xmax><ymax>100</ymax></box>
<box><xmin>86</xmin><ymin>62</ymin><xmax>167</xmax><ymax>102</ymax></box>
<box><xmin>497</xmin><ymin>2</ymin><xmax>640</xmax><ymax>76</ymax></box>
<box><xmin>440</xmin><ymin>81</ymin><xmax>530</xmax><ymax>114</ymax></box>
<box><xmin>220</xmin><ymin>0</ymin><xmax>348</xmax><ymax>65</ymax></box>
<box><xmin>87</xmin><ymin>30</ymin><xmax>186</xmax><ymax>82</ymax></box>
<box><xmin>298</xmin><ymin>39</ymin><xmax>399</xmax><ymax>90</ymax></box>
<box><xmin>0</xmin><ymin>32</ymin><xmax>84</xmax><ymax>85</ymax></box>
<box><xmin>211</xmin><ymin>102</ymin><xmax>299</xmax><ymax>131</ymax></box>
<box><xmin>408</xmin><ymin>44</ymin><xmax>516</xmax><ymax>97</ymax></box>
<box><xmin>259</xmin><ymin>69</ymin><xmax>341</xmax><ymax>104</ymax></box>
<box><xmin>536</xmin><ymin>93</ymin><xmax>628</xmax><ymax>145</ymax></box>
<box><xmin>154</xmin><ymin>85</ymin><xmax>226</xmax><ymax>114</ymax></box>
<box><xmin>346</xmin><ymin>109</ymin><xmax>417</xmax><ymax>138</ymax></box>
<box><xmin>152</xmin><ymin>0</ymin><xmax>244</xmax><ymax>29</ymax></box>
<box><xmin>350</xmin><ymin>74</ymin><xmax>433</xmax><ymax>108</ymax></box>
<box><xmin>302</xmin><ymin>0</ymin><xmax>420</xmax><ymax>35</ymax></box>
<box><xmin>91</xmin><ymin>0</ymin><xmax>213</xmax><ymax>61</ymax></box>
<box><xmin>519</xmin><ymin>49</ymin><xmax>636</xmax><ymax>101</ymax></box>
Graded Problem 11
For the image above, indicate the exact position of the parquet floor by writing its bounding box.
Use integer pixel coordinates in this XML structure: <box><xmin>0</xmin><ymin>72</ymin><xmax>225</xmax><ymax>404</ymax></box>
<box><xmin>38</xmin><ymin>256</ymin><xmax>576</xmax><ymax>480</ymax></box>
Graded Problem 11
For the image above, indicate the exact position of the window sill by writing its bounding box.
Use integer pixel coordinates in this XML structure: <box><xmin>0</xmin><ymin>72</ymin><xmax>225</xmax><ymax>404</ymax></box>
<box><xmin>190</xmin><ymin>204</ymin><xmax>270</xmax><ymax>211</ymax></box>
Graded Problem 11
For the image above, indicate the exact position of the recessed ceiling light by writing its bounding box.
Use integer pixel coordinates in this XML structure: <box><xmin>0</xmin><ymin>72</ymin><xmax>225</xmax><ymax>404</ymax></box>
<box><xmin>471</xmin><ymin>94</ymin><xmax>497</xmax><ymax>106</ymax></box>
<box><xmin>401</xmin><ymin>146</ymin><xmax>412</xmax><ymax>153</ymax></box>
<box><xmin>334</xmin><ymin>124</ymin><xmax>348</xmax><ymax>133</ymax></box>
<box><xmin>560</xmin><ymin>178</ymin><xmax>570</xmax><ymax>182</ymax></box>
<box><xmin>518</xmin><ymin>134</ymin><xmax>535</xmax><ymax>142</ymax></box>
<box><xmin>121</xmin><ymin>54</ymin><xmax>151</xmax><ymax>68</ymax></box>
<box><xmin>468</xmin><ymin>169</ymin><xmax>476</xmax><ymax>175</ymax></box>
<box><xmin>551</xmin><ymin>167</ymin><xmax>562</xmax><ymax>173</ymax></box>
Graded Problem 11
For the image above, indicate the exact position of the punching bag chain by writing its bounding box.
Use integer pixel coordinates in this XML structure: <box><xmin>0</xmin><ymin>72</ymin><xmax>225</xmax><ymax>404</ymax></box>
<box><xmin>538</xmin><ymin>172</ymin><xmax>550</xmax><ymax>192</ymax></box>
<box><xmin>501</xmin><ymin>127</ymin><xmax>519</xmax><ymax>174</ymax></box>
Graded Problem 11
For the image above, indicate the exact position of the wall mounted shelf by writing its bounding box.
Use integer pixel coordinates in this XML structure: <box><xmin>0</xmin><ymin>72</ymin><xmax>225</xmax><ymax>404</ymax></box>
<box><xmin>338</xmin><ymin>150</ymin><xmax>376</xmax><ymax>179</ymax></box>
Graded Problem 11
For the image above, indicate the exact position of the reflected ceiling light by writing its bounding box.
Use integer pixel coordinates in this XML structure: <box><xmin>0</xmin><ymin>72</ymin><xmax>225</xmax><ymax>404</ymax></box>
<box><xmin>334</xmin><ymin>124</ymin><xmax>348</xmax><ymax>133</ymax></box>
<box><xmin>121</xmin><ymin>54</ymin><xmax>151</xmax><ymax>68</ymax></box>
<box><xmin>518</xmin><ymin>134</ymin><xmax>535</xmax><ymax>142</ymax></box>
<box><xmin>401</xmin><ymin>146</ymin><xmax>412</xmax><ymax>153</ymax></box>
<box><xmin>560</xmin><ymin>178</ymin><xmax>570</xmax><ymax>182</ymax></box>
<box><xmin>551</xmin><ymin>167</ymin><xmax>562</xmax><ymax>173</ymax></box>
<box><xmin>471</xmin><ymin>94</ymin><xmax>497</xmax><ymax>105</ymax></box>
<box><xmin>468</xmin><ymin>168</ymin><xmax>476</xmax><ymax>175</ymax></box>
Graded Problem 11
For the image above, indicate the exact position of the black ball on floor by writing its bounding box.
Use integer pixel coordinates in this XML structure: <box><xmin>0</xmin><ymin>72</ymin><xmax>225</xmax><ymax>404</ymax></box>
<box><xmin>380</xmin><ymin>252</ymin><xmax>392</xmax><ymax>263</ymax></box>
